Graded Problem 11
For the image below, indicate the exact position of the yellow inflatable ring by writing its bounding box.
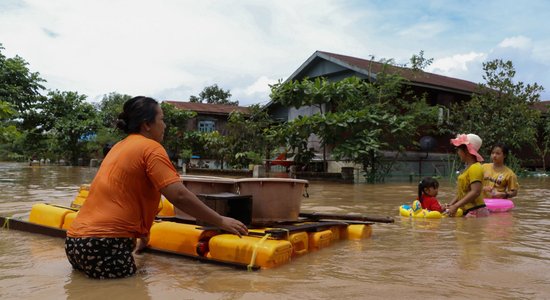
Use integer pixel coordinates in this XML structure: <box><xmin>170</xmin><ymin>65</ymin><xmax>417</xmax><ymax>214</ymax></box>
<box><xmin>399</xmin><ymin>200</ymin><xmax>463</xmax><ymax>218</ymax></box>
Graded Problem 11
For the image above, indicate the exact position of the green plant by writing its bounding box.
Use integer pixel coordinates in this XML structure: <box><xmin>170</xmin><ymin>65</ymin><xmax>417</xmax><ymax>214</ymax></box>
<box><xmin>179</xmin><ymin>148</ymin><xmax>193</xmax><ymax>163</ymax></box>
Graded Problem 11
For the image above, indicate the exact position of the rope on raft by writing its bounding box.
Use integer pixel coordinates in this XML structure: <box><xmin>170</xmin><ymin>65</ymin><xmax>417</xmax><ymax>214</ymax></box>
<box><xmin>247</xmin><ymin>233</ymin><xmax>272</xmax><ymax>271</ymax></box>
<box><xmin>1</xmin><ymin>217</ymin><xmax>10</xmax><ymax>230</ymax></box>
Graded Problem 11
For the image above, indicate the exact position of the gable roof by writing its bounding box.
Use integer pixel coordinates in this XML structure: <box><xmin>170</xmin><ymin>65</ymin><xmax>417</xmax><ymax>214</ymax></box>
<box><xmin>164</xmin><ymin>100</ymin><xmax>250</xmax><ymax>116</ymax></box>
<box><xmin>288</xmin><ymin>50</ymin><xmax>479</xmax><ymax>95</ymax></box>
<box><xmin>532</xmin><ymin>100</ymin><xmax>550</xmax><ymax>113</ymax></box>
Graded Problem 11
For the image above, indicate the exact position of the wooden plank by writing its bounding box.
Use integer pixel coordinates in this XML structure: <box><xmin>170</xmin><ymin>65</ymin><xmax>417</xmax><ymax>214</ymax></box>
<box><xmin>0</xmin><ymin>216</ymin><xmax>67</xmax><ymax>238</ymax></box>
<box><xmin>299</xmin><ymin>212</ymin><xmax>394</xmax><ymax>223</ymax></box>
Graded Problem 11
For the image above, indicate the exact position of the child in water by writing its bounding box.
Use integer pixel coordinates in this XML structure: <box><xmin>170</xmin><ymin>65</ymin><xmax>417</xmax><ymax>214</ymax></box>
<box><xmin>417</xmin><ymin>177</ymin><xmax>444</xmax><ymax>212</ymax></box>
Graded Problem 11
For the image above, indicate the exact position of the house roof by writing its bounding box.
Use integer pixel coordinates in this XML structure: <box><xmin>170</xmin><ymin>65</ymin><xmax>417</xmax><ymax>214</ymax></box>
<box><xmin>532</xmin><ymin>100</ymin><xmax>550</xmax><ymax>113</ymax></box>
<box><xmin>288</xmin><ymin>50</ymin><xmax>479</xmax><ymax>95</ymax></box>
<box><xmin>164</xmin><ymin>100</ymin><xmax>250</xmax><ymax>115</ymax></box>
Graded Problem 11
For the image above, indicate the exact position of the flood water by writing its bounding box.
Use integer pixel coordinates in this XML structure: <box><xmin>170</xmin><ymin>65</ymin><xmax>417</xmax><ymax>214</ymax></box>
<box><xmin>1</xmin><ymin>162</ymin><xmax>549</xmax><ymax>299</ymax></box>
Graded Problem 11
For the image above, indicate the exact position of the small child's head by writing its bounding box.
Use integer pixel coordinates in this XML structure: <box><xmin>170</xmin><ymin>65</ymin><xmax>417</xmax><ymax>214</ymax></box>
<box><xmin>418</xmin><ymin>177</ymin><xmax>439</xmax><ymax>201</ymax></box>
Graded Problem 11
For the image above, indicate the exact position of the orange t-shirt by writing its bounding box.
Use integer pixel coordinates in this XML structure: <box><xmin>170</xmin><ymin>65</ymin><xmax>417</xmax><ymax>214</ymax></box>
<box><xmin>67</xmin><ymin>134</ymin><xmax>181</xmax><ymax>238</ymax></box>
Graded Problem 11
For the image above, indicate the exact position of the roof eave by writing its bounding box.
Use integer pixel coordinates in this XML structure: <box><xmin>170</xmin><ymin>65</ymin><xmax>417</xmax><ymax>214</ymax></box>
<box><xmin>407</xmin><ymin>82</ymin><xmax>476</xmax><ymax>96</ymax></box>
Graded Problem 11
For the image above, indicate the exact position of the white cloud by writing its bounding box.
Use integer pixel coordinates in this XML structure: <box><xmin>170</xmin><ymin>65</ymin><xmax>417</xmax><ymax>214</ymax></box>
<box><xmin>430</xmin><ymin>52</ymin><xmax>486</xmax><ymax>73</ymax></box>
<box><xmin>498</xmin><ymin>36</ymin><xmax>533</xmax><ymax>49</ymax></box>
<box><xmin>244</xmin><ymin>76</ymin><xmax>276</xmax><ymax>96</ymax></box>
<box><xmin>489</xmin><ymin>36</ymin><xmax>550</xmax><ymax>96</ymax></box>
<box><xmin>232</xmin><ymin>76</ymin><xmax>278</xmax><ymax>106</ymax></box>
<box><xmin>426</xmin><ymin>36</ymin><xmax>550</xmax><ymax>99</ymax></box>
<box><xmin>398</xmin><ymin>21</ymin><xmax>448</xmax><ymax>39</ymax></box>
<box><xmin>428</xmin><ymin>52</ymin><xmax>487</xmax><ymax>83</ymax></box>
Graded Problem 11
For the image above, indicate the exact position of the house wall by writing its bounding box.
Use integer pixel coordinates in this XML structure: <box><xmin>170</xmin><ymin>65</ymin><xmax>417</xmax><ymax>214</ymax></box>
<box><xmin>186</xmin><ymin>114</ymin><xmax>231</xmax><ymax>134</ymax></box>
<box><xmin>299</xmin><ymin>59</ymin><xmax>348</xmax><ymax>78</ymax></box>
<box><xmin>327</xmin><ymin>151</ymin><xmax>455</xmax><ymax>182</ymax></box>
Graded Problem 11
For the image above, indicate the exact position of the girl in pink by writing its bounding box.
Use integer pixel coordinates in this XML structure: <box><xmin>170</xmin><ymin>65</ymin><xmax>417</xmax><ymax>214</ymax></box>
<box><xmin>417</xmin><ymin>177</ymin><xmax>444</xmax><ymax>212</ymax></box>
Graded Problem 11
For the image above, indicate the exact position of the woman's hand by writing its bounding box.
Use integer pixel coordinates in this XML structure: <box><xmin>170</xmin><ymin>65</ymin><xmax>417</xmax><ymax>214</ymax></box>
<box><xmin>218</xmin><ymin>216</ymin><xmax>248</xmax><ymax>237</ymax></box>
<box><xmin>447</xmin><ymin>204</ymin><xmax>459</xmax><ymax>217</ymax></box>
<box><xmin>134</xmin><ymin>236</ymin><xmax>149</xmax><ymax>254</ymax></box>
<box><xmin>497</xmin><ymin>191</ymin><xmax>510</xmax><ymax>198</ymax></box>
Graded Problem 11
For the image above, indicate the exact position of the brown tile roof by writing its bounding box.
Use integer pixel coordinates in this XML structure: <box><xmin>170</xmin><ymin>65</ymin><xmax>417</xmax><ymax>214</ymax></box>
<box><xmin>316</xmin><ymin>51</ymin><xmax>479</xmax><ymax>94</ymax></box>
<box><xmin>532</xmin><ymin>100</ymin><xmax>550</xmax><ymax>113</ymax></box>
<box><xmin>163</xmin><ymin>100</ymin><xmax>250</xmax><ymax>115</ymax></box>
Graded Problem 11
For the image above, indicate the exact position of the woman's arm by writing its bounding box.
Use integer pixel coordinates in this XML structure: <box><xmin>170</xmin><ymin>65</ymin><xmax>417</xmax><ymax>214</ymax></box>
<box><xmin>492</xmin><ymin>169</ymin><xmax>519</xmax><ymax>199</ymax></box>
<box><xmin>160</xmin><ymin>182</ymin><xmax>248</xmax><ymax>236</ymax></box>
<box><xmin>448</xmin><ymin>181</ymin><xmax>482</xmax><ymax>216</ymax></box>
<box><xmin>446</xmin><ymin>193</ymin><xmax>459</xmax><ymax>208</ymax></box>
<box><xmin>490</xmin><ymin>189</ymin><xmax>517</xmax><ymax>199</ymax></box>
<box><xmin>507</xmin><ymin>189</ymin><xmax>518</xmax><ymax>198</ymax></box>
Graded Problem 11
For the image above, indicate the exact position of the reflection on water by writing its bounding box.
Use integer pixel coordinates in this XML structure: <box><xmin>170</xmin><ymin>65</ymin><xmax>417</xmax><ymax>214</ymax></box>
<box><xmin>1</xmin><ymin>162</ymin><xmax>549</xmax><ymax>299</ymax></box>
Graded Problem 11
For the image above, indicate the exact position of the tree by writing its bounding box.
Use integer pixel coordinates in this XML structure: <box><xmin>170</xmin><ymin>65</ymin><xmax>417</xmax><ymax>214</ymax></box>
<box><xmin>449</xmin><ymin>59</ymin><xmax>543</xmax><ymax>160</ymax></box>
<box><xmin>409</xmin><ymin>50</ymin><xmax>434</xmax><ymax>72</ymax></box>
<box><xmin>224</xmin><ymin>104</ymin><xmax>276</xmax><ymax>168</ymax></box>
<box><xmin>41</xmin><ymin>90</ymin><xmax>100</xmax><ymax>165</ymax></box>
<box><xmin>96</xmin><ymin>92</ymin><xmax>131</xmax><ymax>129</ymax></box>
<box><xmin>161</xmin><ymin>102</ymin><xmax>196</xmax><ymax>161</ymax></box>
<box><xmin>92</xmin><ymin>92</ymin><xmax>131</xmax><ymax>151</ymax></box>
<box><xmin>0</xmin><ymin>44</ymin><xmax>48</xmax><ymax>160</ymax></box>
<box><xmin>182</xmin><ymin>130</ymin><xmax>206</xmax><ymax>160</ymax></box>
<box><xmin>92</xmin><ymin>92</ymin><xmax>132</xmax><ymax>158</ymax></box>
<box><xmin>0</xmin><ymin>43</ymin><xmax>46</xmax><ymax>130</ymax></box>
<box><xmin>0</xmin><ymin>100</ymin><xmax>22</xmax><ymax>160</ymax></box>
<box><xmin>189</xmin><ymin>84</ymin><xmax>239</xmax><ymax>106</ymax></box>
<box><xmin>202</xmin><ymin>130</ymin><xmax>229</xmax><ymax>169</ymax></box>
<box><xmin>0</xmin><ymin>99</ymin><xmax>14</xmax><ymax>119</ymax></box>
<box><xmin>533</xmin><ymin>113</ymin><xmax>550</xmax><ymax>170</ymax></box>
<box><xmin>269</xmin><ymin>77</ymin><xmax>347</xmax><ymax>114</ymax></box>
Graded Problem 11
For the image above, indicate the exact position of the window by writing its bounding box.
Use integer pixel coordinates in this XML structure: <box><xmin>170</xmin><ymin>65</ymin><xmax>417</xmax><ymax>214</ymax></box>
<box><xmin>438</xmin><ymin>107</ymin><xmax>450</xmax><ymax>125</ymax></box>
<box><xmin>198</xmin><ymin>120</ymin><xmax>216</xmax><ymax>132</ymax></box>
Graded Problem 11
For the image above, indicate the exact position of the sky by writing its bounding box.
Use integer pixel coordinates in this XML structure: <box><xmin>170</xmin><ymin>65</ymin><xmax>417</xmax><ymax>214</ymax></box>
<box><xmin>1</xmin><ymin>0</ymin><xmax>549</xmax><ymax>106</ymax></box>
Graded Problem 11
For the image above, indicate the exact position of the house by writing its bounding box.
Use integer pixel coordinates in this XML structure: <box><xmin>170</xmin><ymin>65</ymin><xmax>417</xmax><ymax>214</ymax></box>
<box><xmin>163</xmin><ymin>101</ymin><xmax>250</xmax><ymax>134</ymax></box>
<box><xmin>163</xmin><ymin>100</ymin><xmax>251</xmax><ymax>170</ymax></box>
<box><xmin>526</xmin><ymin>100</ymin><xmax>550</xmax><ymax>170</ymax></box>
<box><xmin>266</xmin><ymin>51</ymin><xmax>481</xmax><ymax>178</ymax></box>
<box><xmin>268</xmin><ymin>50</ymin><xmax>478</xmax><ymax>123</ymax></box>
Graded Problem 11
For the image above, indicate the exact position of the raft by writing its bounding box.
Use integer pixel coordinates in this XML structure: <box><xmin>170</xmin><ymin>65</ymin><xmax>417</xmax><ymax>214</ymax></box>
<box><xmin>1</xmin><ymin>184</ymin><xmax>385</xmax><ymax>270</ymax></box>
<box><xmin>399</xmin><ymin>200</ymin><xmax>463</xmax><ymax>218</ymax></box>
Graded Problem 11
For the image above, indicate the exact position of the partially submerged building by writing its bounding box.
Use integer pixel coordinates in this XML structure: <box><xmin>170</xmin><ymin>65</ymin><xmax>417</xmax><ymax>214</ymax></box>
<box><xmin>266</xmin><ymin>51</ymin><xmax>481</xmax><ymax>179</ymax></box>
<box><xmin>164</xmin><ymin>101</ymin><xmax>249</xmax><ymax>134</ymax></box>
<box><xmin>163</xmin><ymin>100</ymin><xmax>250</xmax><ymax>169</ymax></box>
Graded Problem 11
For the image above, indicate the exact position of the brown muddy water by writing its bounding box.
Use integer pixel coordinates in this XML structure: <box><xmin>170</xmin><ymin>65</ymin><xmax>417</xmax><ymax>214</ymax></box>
<box><xmin>0</xmin><ymin>162</ymin><xmax>549</xmax><ymax>299</ymax></box>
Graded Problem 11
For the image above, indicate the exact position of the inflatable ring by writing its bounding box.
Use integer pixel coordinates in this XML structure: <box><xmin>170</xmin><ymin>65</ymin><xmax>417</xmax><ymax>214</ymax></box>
<box><xmin>399</xmin><ymin>200</ymin><xmax>463</xmax><ymax>218</ymax></box>
<box><xmin>484</xmin><ymin>198</ymin><xmax>514</xmax><ymax>212</ymax></box>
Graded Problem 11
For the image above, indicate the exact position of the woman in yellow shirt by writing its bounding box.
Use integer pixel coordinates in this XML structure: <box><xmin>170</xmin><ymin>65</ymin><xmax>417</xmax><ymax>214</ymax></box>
<box><xmin>446</xmin><ymin>133</ymin><xmax>490</xmax><ymax>218</ymax></box>
<box><xmin>482</xmin><ymin>143</ymin><xmax>519</xmax><ymax>199</ymax></box>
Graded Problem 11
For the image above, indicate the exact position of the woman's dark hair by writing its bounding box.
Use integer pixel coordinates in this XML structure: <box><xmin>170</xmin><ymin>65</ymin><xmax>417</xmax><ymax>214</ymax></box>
<box><xmin>455</xmin><ymin>144</ymin><xmax>468</xmax><ymax>151</ymax></box>
<box><xmin>491</xmin><ymin>143</ymin><xmax>509</xmax><ymax>161</ymax></box>
<box><xmin>116</xmin><ymin>96</ymin><xmax>159</xmax><ymax>134</ymax></box>
<box><xmin>418</xmin><ymin>176</ymin><xmax>439</xmax><ymax>202</ymax></box>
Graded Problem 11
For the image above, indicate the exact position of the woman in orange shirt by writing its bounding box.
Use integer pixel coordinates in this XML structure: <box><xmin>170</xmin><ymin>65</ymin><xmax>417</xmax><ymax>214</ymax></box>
<box><xmin>65</xmin><ymin>96</ymin><xmax>248</xmax><ymax>279</ymax></box>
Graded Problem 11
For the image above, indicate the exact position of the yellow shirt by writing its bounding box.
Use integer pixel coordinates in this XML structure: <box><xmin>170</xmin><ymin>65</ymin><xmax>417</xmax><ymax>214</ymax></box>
<box><xmin>67</xmin><ymin>134</ymin><xmax>181</xmax><ymax>238</ymax></box>
<box><xmin>482</xmin><ymin>163</ymin><xmax>519</xmax><ymax>198</ymax></box>
<box><xmin>456</xmin><ymin>162</ymin><xmax>485</xmax><ymax>211</ymax></box>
